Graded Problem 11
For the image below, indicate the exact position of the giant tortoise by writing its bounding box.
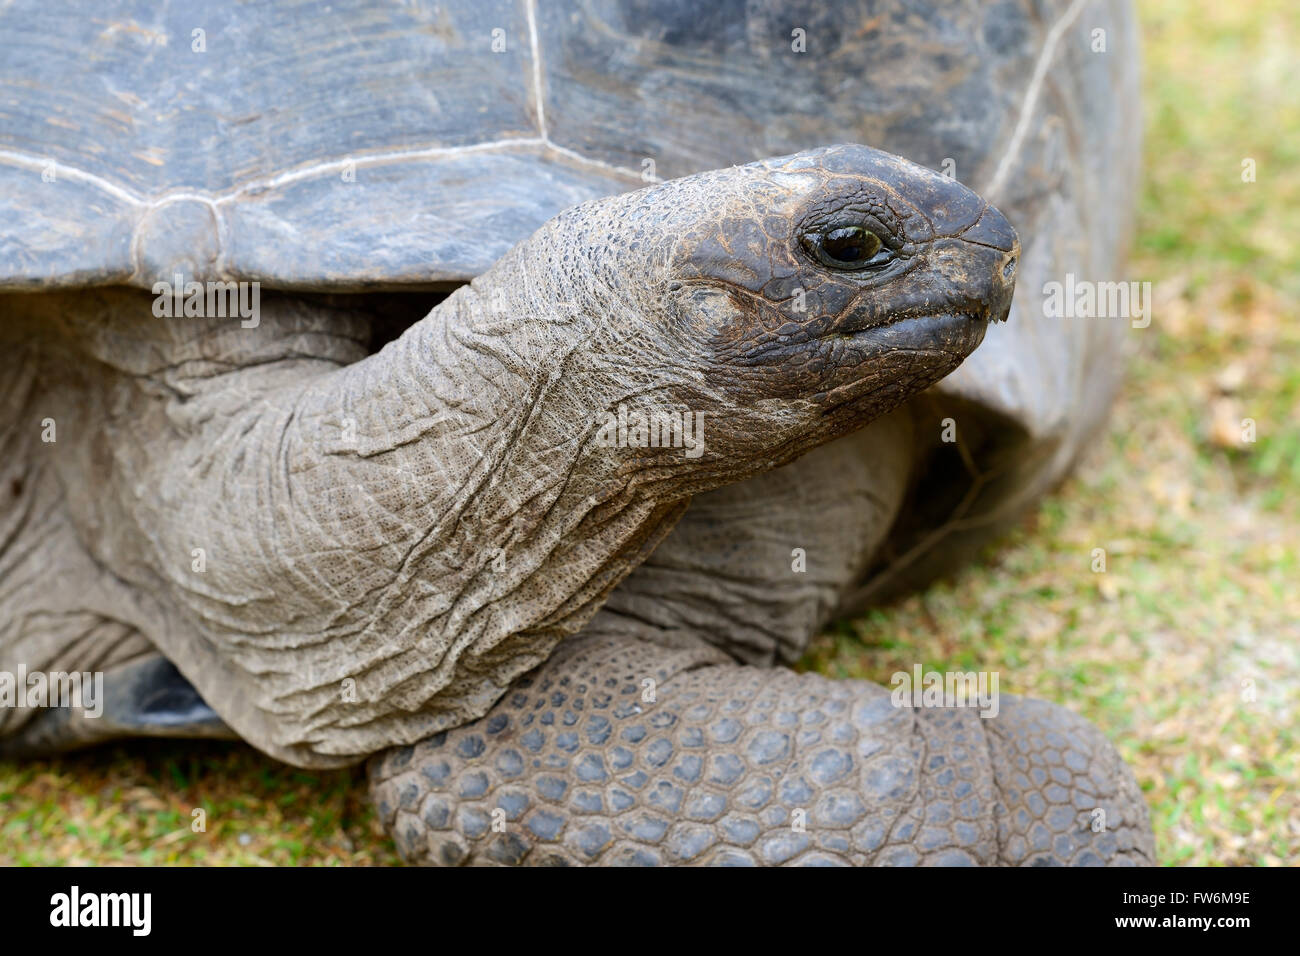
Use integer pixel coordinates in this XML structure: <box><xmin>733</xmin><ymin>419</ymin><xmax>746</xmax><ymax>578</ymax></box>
<box><xmin>0</xmin><ymin>0</ymin><xmax>1152</xmax><ymax>865</ymax></box>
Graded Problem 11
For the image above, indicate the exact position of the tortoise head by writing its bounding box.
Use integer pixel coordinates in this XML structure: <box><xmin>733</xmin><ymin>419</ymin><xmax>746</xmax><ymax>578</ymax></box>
<box><xmin>656</xmin><ymin>145</ymin><xmax>1018</xmax><ymax>430</ymax></box>
<box><xmin>509</xmin><ymin>144</ymin><xmax>1018</xmax><ymax>474</ymax></box>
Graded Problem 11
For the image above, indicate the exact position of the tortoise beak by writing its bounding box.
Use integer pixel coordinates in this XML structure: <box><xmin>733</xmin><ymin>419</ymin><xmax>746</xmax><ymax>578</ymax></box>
<box><xmin>992</xmin><ymin>246</ymin><xmax>1018</xmax><ymax>324</ymax></box>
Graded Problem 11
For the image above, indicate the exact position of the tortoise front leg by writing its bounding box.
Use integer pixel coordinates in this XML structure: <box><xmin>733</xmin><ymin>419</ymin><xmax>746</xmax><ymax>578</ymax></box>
<box><xmin>369</xmin><ymin>627</ymin><xmax>1154</xmax><ymax>866</ymax></box>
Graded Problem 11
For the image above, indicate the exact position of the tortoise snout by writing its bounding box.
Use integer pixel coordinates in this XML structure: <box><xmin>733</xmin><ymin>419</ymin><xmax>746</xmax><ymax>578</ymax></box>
<box><xmin>992</xmin><ymin>239</ymin><xmax>1020</xmax><ymax>321</ymax></box>
<box><xmin>958</xmin><ymin>203</ymin><xmax>1019</xmax><ymax>322</ymax></box>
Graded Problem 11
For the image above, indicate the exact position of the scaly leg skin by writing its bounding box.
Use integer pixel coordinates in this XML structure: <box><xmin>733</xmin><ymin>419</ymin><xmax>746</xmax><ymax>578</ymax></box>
<box><xmin>369</xmin><ymin>631</ymin><xmax>1154</xmax><ymax>866</ymax></box>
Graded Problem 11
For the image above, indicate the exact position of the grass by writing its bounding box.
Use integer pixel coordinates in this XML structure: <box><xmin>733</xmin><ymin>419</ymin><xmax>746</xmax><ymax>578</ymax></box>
<box><xmin>0</xmin><ymin>0</ymin><xmax>1294</xmax><ymax>865</ymax></box>
<box><xmin>0</xmin><ymin>742</ymin><xmax>397</xmax><ymax>866</ymax></box>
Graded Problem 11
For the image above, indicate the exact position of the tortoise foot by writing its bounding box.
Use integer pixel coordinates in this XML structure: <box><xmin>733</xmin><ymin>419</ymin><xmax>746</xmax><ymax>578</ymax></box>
<box><xmin>369</xmin><ymin>633</ymin><xmax>1154</xmax><ymax>866</ymax></box>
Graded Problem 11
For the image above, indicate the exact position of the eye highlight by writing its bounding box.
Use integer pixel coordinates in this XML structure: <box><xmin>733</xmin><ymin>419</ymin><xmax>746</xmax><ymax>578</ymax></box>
<box><xmin>823</xmin><ymin>225</ymin><xmax>879</xmax><ymax>262</ymax></box>
<box><xmin>802</xmin><ymin>223</ymin><xmax>892</xmax><ymax>271</ymax></box>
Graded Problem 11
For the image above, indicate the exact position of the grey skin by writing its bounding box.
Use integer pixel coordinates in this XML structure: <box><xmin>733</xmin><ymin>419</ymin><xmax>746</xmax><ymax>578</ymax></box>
<box><xmin>5</xmin><ymin>145</ymin><xmax>1013</xmax><ymax>762</ymax></box>
<box><xmin>3</xmin><ymin>145</ymin><xmax>1151</xmax><ymax>864</ymax></box>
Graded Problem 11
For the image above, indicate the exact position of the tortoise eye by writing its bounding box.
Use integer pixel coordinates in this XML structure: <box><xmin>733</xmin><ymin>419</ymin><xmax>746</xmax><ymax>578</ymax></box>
<box><xmin>803</xmin><ymin>223</ymin><xmax>890</xmax><ymax>271</ymax></box>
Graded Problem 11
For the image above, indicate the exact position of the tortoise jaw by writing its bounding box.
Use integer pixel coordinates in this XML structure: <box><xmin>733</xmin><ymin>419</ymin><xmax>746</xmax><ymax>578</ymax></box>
<box><xmin>804</xmin><ymin>308</ymin><xmax>992</xmax><ymax>419</ymax></box>
<box><xmin>829</xmin><ymin>301</ymin><xmax>994</xmax><ymax>337</ymax></box>
<box><xmin>843</xmin><ymin>310</ymin><xmax>991</xmax><ymax>354</ymax></box>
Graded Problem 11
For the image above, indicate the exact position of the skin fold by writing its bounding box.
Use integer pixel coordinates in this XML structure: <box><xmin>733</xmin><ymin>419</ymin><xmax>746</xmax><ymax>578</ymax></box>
<box><xmin>0</xmin><ymin>144</ymin><xmax>1153</xmax><ymax>864</ymax></box>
